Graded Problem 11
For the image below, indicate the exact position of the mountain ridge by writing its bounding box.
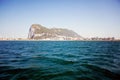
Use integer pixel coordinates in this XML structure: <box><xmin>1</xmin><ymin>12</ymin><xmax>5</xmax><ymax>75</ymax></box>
<box><xmin>28</xmin><ymin>24</ymin><xmax>83</xmax><ymax>40</ymax></box>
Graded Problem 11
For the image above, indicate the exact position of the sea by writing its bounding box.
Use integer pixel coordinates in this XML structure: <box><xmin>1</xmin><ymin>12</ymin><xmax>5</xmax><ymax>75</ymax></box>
<box><xmin>0</xmin><ymin>41</ymin><xmax>120</xmax><ymax>80</ymax></box>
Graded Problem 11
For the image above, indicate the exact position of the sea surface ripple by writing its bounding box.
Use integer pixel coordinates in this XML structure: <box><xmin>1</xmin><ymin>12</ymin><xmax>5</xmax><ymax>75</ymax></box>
<box><xmin>0</xmin><ymin>41</ymin><xmax>120</xmax><ymax>80</ymax></box>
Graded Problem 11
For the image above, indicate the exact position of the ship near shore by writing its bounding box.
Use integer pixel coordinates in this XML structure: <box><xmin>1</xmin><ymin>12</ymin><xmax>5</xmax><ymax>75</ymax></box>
<box><xmin>28</xmin><ymin>24</ymin><xmax>84</xmax><ymax>40</ymax></box>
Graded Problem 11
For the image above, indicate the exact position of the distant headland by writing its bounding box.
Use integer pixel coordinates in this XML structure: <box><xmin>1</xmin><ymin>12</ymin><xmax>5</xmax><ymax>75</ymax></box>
<box><xmin>0</xmin><ymin>24</ymin><xmax>119</xmax><ymax>41</ymax></box>
<box><xmin>28</xmin><ymin>24</ymin><xmax>83</xmax><ymax>40</ymax></box>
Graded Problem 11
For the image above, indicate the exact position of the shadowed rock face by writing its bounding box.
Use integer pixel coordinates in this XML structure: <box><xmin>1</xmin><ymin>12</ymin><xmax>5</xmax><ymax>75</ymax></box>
<box><xmin>28</xmin><ymin>24</ymin><xmax>83</xmax><ymax>40</ymax></box>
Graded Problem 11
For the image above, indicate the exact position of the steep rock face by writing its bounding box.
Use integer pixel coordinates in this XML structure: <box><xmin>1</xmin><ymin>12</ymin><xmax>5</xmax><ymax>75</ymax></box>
<box><xmin>28</xmin><ymin>24</ymin><xmax>83</xmax><ymax>40</ymax></box>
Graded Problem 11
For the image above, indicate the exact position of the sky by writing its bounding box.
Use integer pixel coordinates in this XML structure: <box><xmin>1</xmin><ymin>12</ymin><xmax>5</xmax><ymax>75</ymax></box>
<box><xmin>0</xmin><ymin>0</ymin><xmax>120</xmax><ymax>38</ymax></box>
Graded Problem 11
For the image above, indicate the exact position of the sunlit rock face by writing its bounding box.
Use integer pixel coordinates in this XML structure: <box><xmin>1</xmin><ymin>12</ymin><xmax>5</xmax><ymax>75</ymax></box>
<box><xmin>28</xmin><ymin>26</ymin><xmax>35</xmax><ymax>39</ymax></box>
<box><xmin>28</xmin><ymin>24</ymin><xmax>83</xmax><ymax>40</ymax></box>
<box><xmin>28</xmin><ymin>24</ymin><xmax>42</xmax><ymax>39</ymax></box>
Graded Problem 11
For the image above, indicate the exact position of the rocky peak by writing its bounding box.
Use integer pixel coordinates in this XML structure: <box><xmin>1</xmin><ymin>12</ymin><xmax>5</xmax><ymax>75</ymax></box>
<box><xmin>28</xmin><ymin>24</ymin><xmax>83</xmax><ymax>40</ymax></box>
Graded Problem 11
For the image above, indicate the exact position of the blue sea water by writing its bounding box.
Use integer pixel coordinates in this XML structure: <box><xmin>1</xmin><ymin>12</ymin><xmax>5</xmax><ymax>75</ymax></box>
<box><xmin>0</xmin><ymin>41</ymin><xmax>120</xmax><ymax>80</ymax></box>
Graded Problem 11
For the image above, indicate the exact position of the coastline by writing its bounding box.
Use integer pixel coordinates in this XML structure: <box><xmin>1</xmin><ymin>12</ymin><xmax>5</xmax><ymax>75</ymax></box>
<box><xmin>0</xmin><ymin>39</ymin><xmax>120</xmax><ymax>41</ymax></box>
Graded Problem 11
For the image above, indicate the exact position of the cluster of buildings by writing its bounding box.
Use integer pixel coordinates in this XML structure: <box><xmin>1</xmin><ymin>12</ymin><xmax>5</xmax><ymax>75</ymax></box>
<box><xmin>0</xmin><ymin>37</ymin><xmax>119</xmax><ymax>41</ymax></box>
<box><xmin>85</xmin><ymin>37</ymin><xmax>116</xmax><ymax>41</ymax></box>
<box><xmin>91</xmin><ymin>37</ymin><xmax>115</xmax><ymax>41</ymax></box>
<box><xmin>0</xmin><ymin>38</ymin><xmax>27</xmax><ymax>40</ymax></box>
<box><xmin>32</xmin><ymin>35</ymin><xmax>82</xmax><ymax>40</ymax></box>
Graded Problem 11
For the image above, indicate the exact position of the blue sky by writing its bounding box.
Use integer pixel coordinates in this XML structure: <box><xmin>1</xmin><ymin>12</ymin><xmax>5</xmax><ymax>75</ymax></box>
<box><xmin>0</xmin><ymin>0</ymin><xmax>120</xmax><ymax>38</ymax></box>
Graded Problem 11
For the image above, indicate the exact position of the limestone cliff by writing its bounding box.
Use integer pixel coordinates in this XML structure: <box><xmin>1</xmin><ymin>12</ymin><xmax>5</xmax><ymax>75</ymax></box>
<box><xmin>28</xmin><ymin>24</ymin><xmax>83</xmax><ymax>40</ymax></box>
